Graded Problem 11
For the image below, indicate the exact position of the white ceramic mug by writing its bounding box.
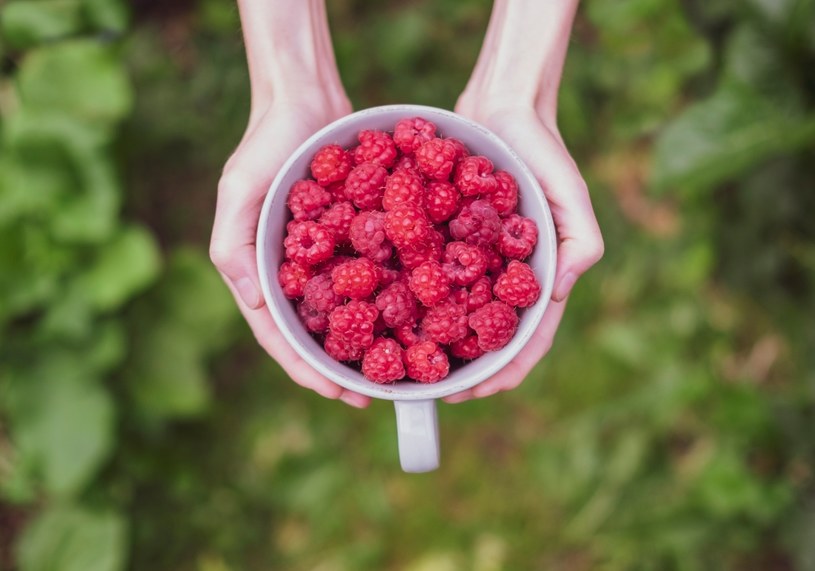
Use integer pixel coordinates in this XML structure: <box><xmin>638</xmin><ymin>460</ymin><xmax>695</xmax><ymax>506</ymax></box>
<box><xmin>256</xmin><ymin>105</ymin><xmax>557</xmax><ymax>472</ymax></box>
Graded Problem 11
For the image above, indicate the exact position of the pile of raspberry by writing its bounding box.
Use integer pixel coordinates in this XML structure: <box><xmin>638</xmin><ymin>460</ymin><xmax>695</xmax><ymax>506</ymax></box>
<box><xmin>278</xmin><ymin>117</ymin><xmax>541</xmax><ymax>384</ymax></box>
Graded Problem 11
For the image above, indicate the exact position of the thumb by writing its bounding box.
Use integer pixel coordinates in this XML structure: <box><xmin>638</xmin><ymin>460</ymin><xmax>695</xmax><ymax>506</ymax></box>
<box><xmin>210</xmin><ymin>172</ymin><xmax>267</xmax><ymax>309</ymax></box>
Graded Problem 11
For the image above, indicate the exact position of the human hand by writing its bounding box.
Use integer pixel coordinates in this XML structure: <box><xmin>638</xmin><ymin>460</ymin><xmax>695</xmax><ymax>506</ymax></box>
<box><xmin>444</xmin><ymin>0</ymin><xmax>602</xmax><ymax>403</ymax></box>
<box><xmin>210</xmin><ymin>0</ymin><xmax>371</xmax><ymax>408</ymax></box>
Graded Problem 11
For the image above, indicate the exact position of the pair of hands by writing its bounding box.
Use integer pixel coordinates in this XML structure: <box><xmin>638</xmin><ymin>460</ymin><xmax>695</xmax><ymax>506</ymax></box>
<box><xmin>210</xmin><ymin>92</ymin><xmax>603</xmax><ymax>408</ymax></box>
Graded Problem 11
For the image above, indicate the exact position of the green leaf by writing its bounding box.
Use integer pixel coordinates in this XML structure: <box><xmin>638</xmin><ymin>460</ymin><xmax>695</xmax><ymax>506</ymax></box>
<box><xmin>11</xmin><ymin>360</ymin><xmax>115</xmax><ymax>496</ymax></box>
<box><xmin>651</xmin><ymin>84</ymin><xmax>815</xmax><ymax>191</ymax></box>
<box><xmin>0</xmin><ymin>0</ymin><xmax>84</xmax><ymax>50</ymax></box>
<box><xmin>17</xmin><ymin>40</ymin><xmax>133</xmax><ymax>124</ymax></box>
<box><xmin>17</xmin><ymin>504</ymin><xmax>127</xmax><ymax>571</ymax></box>
<box><xmin>82</xmin><ymin>0</ymin><xmax>129</xmax><ymax>33</ymax></box>
<box><xmin>73</xmin><ymin>225</ymin><xmax>161</xmax><ymax>312</ymax></box>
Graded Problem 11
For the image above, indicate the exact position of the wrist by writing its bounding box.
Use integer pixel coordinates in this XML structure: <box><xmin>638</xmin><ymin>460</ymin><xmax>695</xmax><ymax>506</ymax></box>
<box><xmin>238</xmin><ymin>0</ymin><xmax>347</xmax><ymax>111</ymax></box>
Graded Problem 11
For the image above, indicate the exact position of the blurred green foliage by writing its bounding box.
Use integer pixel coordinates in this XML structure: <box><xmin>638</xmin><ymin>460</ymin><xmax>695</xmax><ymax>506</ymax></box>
<box><xmin>1</xmin><ymin>0</ymin><xmax>814</xmax><ymax>570</ymax></box>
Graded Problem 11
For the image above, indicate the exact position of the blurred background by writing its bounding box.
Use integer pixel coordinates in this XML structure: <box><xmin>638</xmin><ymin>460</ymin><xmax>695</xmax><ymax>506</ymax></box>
<box><xmin>1</xmin><ymin>0</ymin><xmax>814</xmax><ymax>569</ymax></box>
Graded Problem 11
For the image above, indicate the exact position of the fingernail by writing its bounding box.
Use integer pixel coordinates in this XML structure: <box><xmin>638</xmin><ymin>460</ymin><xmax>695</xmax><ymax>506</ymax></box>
<box><xmin>554</xmin><ymin>272</ymin><xmax>577</xmax><ymax>301</ymax></box>
<box><xmin>236</xmin><ymin>277</ymin><xmax>261</xmax><ymax>309</ymax></box>
<box><xmin>339</xmin><ymin>392</ymin><xmax>366</xmax><ymax>408</ymax></box>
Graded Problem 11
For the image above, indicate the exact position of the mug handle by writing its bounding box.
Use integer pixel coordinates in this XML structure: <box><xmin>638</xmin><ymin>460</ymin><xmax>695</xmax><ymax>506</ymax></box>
<box><xmin>394</xmin><ymin>399</ymin><xmax>440</xmax><ymax>473</ymax></box>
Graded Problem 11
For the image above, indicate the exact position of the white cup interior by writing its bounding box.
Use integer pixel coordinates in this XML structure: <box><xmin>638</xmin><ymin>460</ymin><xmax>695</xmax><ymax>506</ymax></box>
<box><xmin>257</xmin><ymin>105</ymin><xmax>557</xmax><ymax>401</ymax></box>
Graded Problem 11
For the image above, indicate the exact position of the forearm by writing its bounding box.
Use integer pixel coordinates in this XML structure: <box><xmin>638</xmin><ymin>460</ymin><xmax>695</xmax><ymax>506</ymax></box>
<box><xmin>460</xmin><ymin>0</ymin><xmax>579</xmax><ymax>124</ymax></box>
<box><xmin>237</xmin><ymin>0</ymin><xmax>347</xmax><ymax>113</ymax></box>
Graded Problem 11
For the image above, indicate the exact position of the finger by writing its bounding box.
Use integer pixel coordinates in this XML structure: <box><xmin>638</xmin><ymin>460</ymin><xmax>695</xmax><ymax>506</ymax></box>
<box><xmin>443</xmin><ymin>389</ymin><xmax>475</xmax><ymax>404</ymax></box>
<box><xmin>470</xmin><ymin>298</ymin><xmax>567</xmax><ymax>399</ymax></box>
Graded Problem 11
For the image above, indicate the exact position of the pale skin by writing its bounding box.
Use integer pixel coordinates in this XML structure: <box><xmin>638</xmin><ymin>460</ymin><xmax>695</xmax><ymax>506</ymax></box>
<box><xmin>210</xmin><ymin>0</ymin><xmax>604</xmax><ymax>408</ymax></box>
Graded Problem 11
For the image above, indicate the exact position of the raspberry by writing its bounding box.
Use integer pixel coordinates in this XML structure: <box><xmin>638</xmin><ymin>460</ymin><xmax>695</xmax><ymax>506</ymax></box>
<box><xmin>450</xmin><ymin>334</ymin><xmax>484</xmax><ymax>360</ymax></box>
<box><xmin>408</xmin><ymin>260</ymin><xmax>450</xmax><ymax>307</ymax></box>
<box><xmin>415</xmin><ymin>138</ymin><xmax>459</xmax><ymax>181</ymax></box>
<box><xmin>353</xmin><ymin>130</ymin><xmax>397</xmax><ymax>168</ymax></box>
<box><xmin>287</xmin><ymin>180</ymin><xmax>332</xmax><ymax>221</ymax></box>
<box><xmin>345</xmin><ymin>162</ymin><xmax>388</xmax><ymax>210</ymax></box>
<box><xmin>383</xmin><ymin>168</ymin><xmax>425</xmax><ymax>211</ymax></box>
<box><xmin>393</xmin><ymin>154</ymin><xmax>419</xmax><ymax>172</ymax></box>
<box><xmin>297</xmin><ymin>301</ymin><xmax>329</xmax><ymax>333</ymax></box>
<box><xmin>393</xmin><ymin>117</ymin><xmax>437</xmax><ymax>154</ymax></box>
<box><xmin>310</xmin><ymin>144</ymin><xmax>353</xmax><ymax>186</ymax></box>
<box><xmin>449</xmin><ymin>199</ymin><xmax>501</xmax><ymax>247</ymax></box>
<box><xmin>442</xmin><ymin>241</ymin><xmax>487</xmax><ymax>286</ymax></box>
<box><xmin>420</xmin><ymin>301</ymin><xmax>468</xmax><ymax>345</ymax></box>
<box><xmin>384</xmin><ymin>203</ymin><xmax>431</xmax><ymax>250</ymax></box>
<box><xmin>424</xmin><ymin>180</ymin><xmax>460</xmax><ymax>224</ymax></box>
<box><xmin>362</xmin><ymin>337</ymin><xmax>405</xmax><ymax>383</ymax></box>
<box><xmin>393</xmin><ymin>317</ymin><xmax>425</xmax><ymax>347</ymax></box>
<box><xmin>481</xmin><ymin>247</ymin><xmax>504</xmax><ymax>276</ymax></box>
<box><xmin>487</xmin><ymin>171</ymin><xmax>518</xmax><ymax>216</ymax></box>
<box><xmin>464</xmin><ymin>276</ymin><xmax>493</xmax><ymax>312</ymax></box>
<box><xmin>493</xmin><ymin>260</ymin><xmax>541</xmax><ymax>308</ymax></box>
<box><xmin>284</xmin><ymin>221</ymin><xmax>336</xmax><ymax>266</ymax></box>
<box><xmin>497</xmin><ymin>214</ymin><xmax>538</xmax><ymax>260</ymax></box>
<box><xmin>398</xmin><ymin>229</ymin><xmax>443</xmax><ymax>270</ymax></box>
<box><xmin>447</xmin><ymin>137</ymin><xmax>470</xmax><ymax>160</ymax></box>
<box><xmin>325</xmin><ymin>181</ymin><xmax>348</xmax><ymax>202</ymax></box>
<box><xmin>405</xmin><ymin>341</ymin><xmax>449</xmax><ymax>383</ymax></box>
<box><xmin>318</xmin><ymin>201</ymin><xmax>356</xmax><ymax>243</ymax></box>
<box><xmin>324</xmin><ymin>332</ymin><xmax>364</xmax><ymax>362</ymax></box>
<box><xmin>332</xmin><ymin>257</ymin><xmax>379</xmax><ymax>300</ymax></box>
<box><xmin>316</xmin><ymin>255</ymin><xmax>354</xmax><ymax>275</ymax></box>
<box><xmin>375</xmin><ymin>281</ymin><xmax>418</xmax><ymax>327</ymax></box>
<box><xmin>468</xmin><ymin>301</ymin><xmax>519</xmax><ymax>351</ymax></box>
<box><xmin>378</xmin><ymin>266</ymin><xmax>404</xmax><ymax>287</ymax></box>
<box><xmin>328</xmin><ymin>300</ymin><xmax>379</xmax><ymax>350</ymax></box>
<box><xmin>278</xmin><ymin>261</ymin><xmax>312</xmax><ymax>298</ymax></box>
<box><xmin>349</xmin><ymin>210</ymin><xmax>392</xmax><ymax>263</ymax></box>
<box><xmin>454</xmin><ymin>156</ymin><xmax>498</xmax><ymax>196</ymax></box>
<box><xmin>303</xmin><ymin>273</ymin><xmax>343</xmax><ymax>312</ymax></box>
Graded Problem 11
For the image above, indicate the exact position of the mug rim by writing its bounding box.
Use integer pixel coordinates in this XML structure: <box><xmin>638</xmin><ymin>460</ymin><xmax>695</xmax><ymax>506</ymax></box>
<box><xmin>256</xmin><ymin>104</ymin><xmax>557</xmax><ymax>401</ymax></box>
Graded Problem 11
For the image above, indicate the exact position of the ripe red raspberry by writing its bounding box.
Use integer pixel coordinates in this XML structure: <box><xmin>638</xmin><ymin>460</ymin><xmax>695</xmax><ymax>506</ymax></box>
<box><xmin>442</xmin><ymin>241</ymin><xmax>488</xmax><ymax>286</ymax></box>
<box><xmin>393</xmin><ymin>154</ymin><xmax>419</xmax><ymax>172</ymax></box>
<box><xmin>325</xmin><ymin>181</ymin><xmax>348</xmax><ymax>202</ymax></box>
<box><xmin>450</xmin><ymin>334</ymin><xmax>484</xmax><ymax>360</ymax></box>
<box><xmin>318</xmin><ymin>201</ymin><xmax>356</xmax><ymax>243</ymax></box>
<box><xmin>303</xmin><ymin>273</ymin><xmax>343</xmax><ymax>312</ymax></box>
<box><xmin>287</xmin><ymin>180</ymin><xmax>332</xmax><ymax>221</ymax></box>
<box><xmin>315</xmin><ymin>255</ymin><xmax>354</xmax><ymax>275</ymax></box>
<box><xmin>353</xmin><ymin>130</ymin><xmax>397</xmax><ymax>168</ymax></box>
<box><xmin>297</xmin><ymin>301</ymin><xmax>329</xmax><ymax>333</ymax></box>
<box><xmin>345</xmin><ymin>162</ymin><xmax>388</xmax><ymax>210</ymax></box>
<box><xmin>331</xmin><ymin>257</ymin><xmax>379</xmax><ymax>300</ymax></box>
<box><xmin>493</xmin><ymin>260</ymin><xmax>541</xmax><ymax>308</ymax></box>
<box><xmin>393</xmin><ymin>318</ymin><xmax>427</xmax><ymax>348</ymax></box>
<box><xmin>481</xmin><ymin>247</ymin><xmax>504</xmax><ymax>276</ymax></box>
<box><xmin>378</xmin><ymin>265</ymin><xmax>404</xmax><ymax>287</ymax></box>
<box><xmin>328</xmin><ymin>300</ymin><xmax>379</xmax><ymax>350</ymax></box>
<box><xmin>468</xmin><ymin>301</ymin><xmax>519</xmax><ymax>351</ymax></box>
<box><xmin>324</xmin><ymin>332</ymin><xmax>364</xmax><ymax>362</ymax></box>
<box><xmin>393</xmin><ymin>117</ymin><xmax>437</xmax><ymax>154</ymax></box>
<box><xmin>464</xmin><ymin>276</ymin><xmax>493</xmax><ymax>312</ymax></box>
<box><xmin>415</xmin><ymin>138</ymin><xmax>460</xmax><ymax>181</ymax></box>
<box><xmin>486</xmin><ymin>170</ymin><xmax>518</xmax><ymax>216</ymax></box>
<box><xmin>383</xmin><ymin>168</ymin><xmax>425</xmax><ymax>211</ymax></box>
<box><xmin>284</xmin><ymin>221</ymin><xmax>336</xmax><ymax>266</ymax></box>
<box><xmin>454</xmin><ymin>156</ymin><xmax>498</xmax><ymax>196</ymax></box>
<box><xmin>278</xmin><ymin>261</ymin><xmax>312</xmax><ymax>298</ymax></box>
<box><xmin>384</xmin><ymin>203</ymin><xmax>431</xmax><ymax>250</ymax></box>
<box><xmin>349</xmin><ymin>210</ymin><xmax>392</xmax><ymax>263</ymax></box>
<box><xmin>405</xmin><ymin>341</ymin><xmax>449</xmax><ymax>383</ymax></box>
<box><xmin>409</xmin><ymin>260</ymin><xmax>450</xmax><ymax>307</ymax></box>
<box><xmin>375</xmin><ymin>281</ymin><xmax>418</xmax><ymax>328</ymax></box>
<box><xmin>310</xmin><ymin>144</ymin><xmax>353</xmax><ymax>186</ymax></box>
<box><xmin>497</xmin><ymin>214</ymin><xmax>538</xmax><ymax>259</ymax></box>
<box><xmin>362</xmin><ymin>337</ymin><xmax>405</xmax><ymax>383</ymax></box>
<box><xmin>424</xmin><ymin>180</ymin><xmax>460</xmax><ymax>224</ymax></box>
<box><xmin>420</xmin><ymin>301</ymin><xmax>468</xmax><ymax>345</ymax></box>
<box><xmin>398</xmin><ymin>229</ymin><xmax>443</xmax><ymax>270</ymax></box>
<box><xmin>447</xmin><ymin>137</ymin><xmax>470</xmax><ymax>159</ymax></box>
<box><xmin>449</xmin><ymin>199</ymin><xmax>501</xmax><ymax>247</ymax></box>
